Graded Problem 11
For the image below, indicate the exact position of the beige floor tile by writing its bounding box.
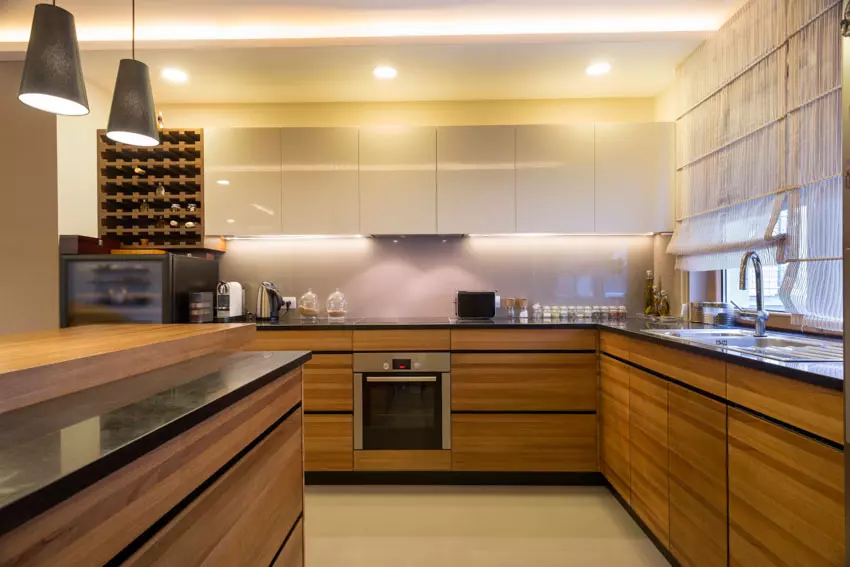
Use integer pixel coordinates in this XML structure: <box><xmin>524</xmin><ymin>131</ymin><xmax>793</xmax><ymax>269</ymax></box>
<box><xmin>304</xmin><ymin>485</ymin><xmax>671</xmax><ymax>567</ymax></box>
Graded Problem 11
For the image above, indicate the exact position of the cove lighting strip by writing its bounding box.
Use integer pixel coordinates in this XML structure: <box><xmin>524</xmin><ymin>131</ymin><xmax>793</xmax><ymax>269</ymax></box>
<box><xmin>223</xmin><ymin>234</ymin><xmax>367</xmax><ymax>240</ymax></box>
<box><xmin>466</xmin><ymin>233</ymin><xmax>656</xmax><ymax>237</ymax></box>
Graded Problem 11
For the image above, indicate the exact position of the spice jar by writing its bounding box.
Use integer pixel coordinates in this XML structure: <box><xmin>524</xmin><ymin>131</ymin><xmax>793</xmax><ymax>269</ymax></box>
<box><xmin>326</xmin><ymin>289</ymin><xmax>347</xmax><ymax>322</ymax></box>
<box><xmin>298</xmin><ymin>288</ymin><xmax>320</xmax><ymax>321</ymax></box>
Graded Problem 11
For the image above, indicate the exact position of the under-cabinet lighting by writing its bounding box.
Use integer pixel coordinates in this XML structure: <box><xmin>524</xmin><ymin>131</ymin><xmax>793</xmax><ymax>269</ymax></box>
<box><xmin>467</xmin><ymin>233</ymin><xmax>655</xmax><ymax>237</ymax></box>
<box><xmin>223</xmin><ymin>234</ymin><xmax>367</xmax><ymax>240</ymax></box>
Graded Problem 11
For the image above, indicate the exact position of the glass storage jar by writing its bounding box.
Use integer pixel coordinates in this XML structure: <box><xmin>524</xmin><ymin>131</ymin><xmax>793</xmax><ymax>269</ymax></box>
<box><xmin>326</xmin><ymin>288</ymin><xmax>347</xmax><ymax>322</ymax></box>
<box><xmin>298</xmin><ymin>288</ymin><xmax>320</xmax><ymax>321</ymax></box>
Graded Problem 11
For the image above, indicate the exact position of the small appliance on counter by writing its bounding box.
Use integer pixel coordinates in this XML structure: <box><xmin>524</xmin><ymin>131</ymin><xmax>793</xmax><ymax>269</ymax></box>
<box><xmin>215</xmin><ymin>281</ymin><xmax>245</xmax><ymax>322</ymax></box>
<box><xmin>60</xmin><ymin>253</ymin><xmax>218</xmax><ymax>326</ymax></box>
<box><xmin>256</xmin><ymin>281</ymin><xmax>284</xmax><ymax>321</ymax></box>
<box><xmin>189</xmin><ymin>292</ymin><xmax>215</xmax><ymax>323</ymax></box>
<box><xmin>455</xmin><ymin>290</ymin><xmax>498</xmax><ymax>320</ymax></box>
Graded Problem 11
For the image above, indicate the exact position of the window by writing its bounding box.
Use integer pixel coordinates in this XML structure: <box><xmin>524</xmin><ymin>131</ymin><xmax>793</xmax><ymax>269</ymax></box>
<box><xmin>723</xmin><ymin>264</ymin><xmax>787</xmax><ymax>312</ymax></box>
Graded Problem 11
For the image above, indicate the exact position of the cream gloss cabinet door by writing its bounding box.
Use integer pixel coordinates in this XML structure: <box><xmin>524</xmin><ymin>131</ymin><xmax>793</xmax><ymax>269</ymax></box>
<box><xmin>359</xmin><ymin>126</ymin><xmax>437</xmax><ymax>235</ymax></box>
<box><xmin>515</xmin><ymin>124</ymin><xmax>595</xmax><ymax>233</ymax></box>
<box><xmin>437</xmin><ymin>126</ymin><xmax>516</xmax><ymax>234</ymax></box>
<box><xmin>280</xmin><ymin>128</ymin><xmax>359</xmax><ymax>235</ymax></box>
<box><xmin>204</xmin><ymin>128</ymin><xmax>283</xmax><ymax>235</ymax></box>
<box><xmin>594</xmin><ymin>123</ymin><xmax>675</xmax><ymax>234</ymax></box>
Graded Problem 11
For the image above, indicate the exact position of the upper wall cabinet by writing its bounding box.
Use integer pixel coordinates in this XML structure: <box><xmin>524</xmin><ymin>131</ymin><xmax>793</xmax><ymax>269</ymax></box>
<box><xmin>516</xmin><ymin>125</ymin><xmax>595</xmax><ymax>233</ymax></box>
<box><xmin>437</xmin><ymin>126</ymin><xmax>516</xmax><ymax>234</ymax></box>
<box><xmin>359</xmin><ymin>126</ymin><xmax>437</xmax><ymax>235</ymax></box>
<box><xmin>280</xmin><ymin>128</ymin><xmax>359</xmax><ymax>235</ymax></box>
<box><xmin>205</xmin><ymin>128</ymin><xmax>283</xmax><ymax>235</ymax></box>
<box><xmin>594</xmin><ymin>123</ymin><xmax>675</xmax><ymax>234</ymax></box>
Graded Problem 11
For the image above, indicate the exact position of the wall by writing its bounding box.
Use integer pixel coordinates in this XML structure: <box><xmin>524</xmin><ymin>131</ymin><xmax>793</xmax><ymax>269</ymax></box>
<box><xmin>653</xmin><ymin>80</ymin><xmax>678</xmax><ymax>122</ymax></box>
<box><xmin>56</xmin><ymin>80</ymin><xmax>111</xmax><ymax>238</ymax></box>
<box><xmin>160</xmin><ymin>98</ymin><xmax>656</xmax><ymax>129</ymax></box>
<box><xmin>220</xmin><ymin>235</ymin><xmax>654</xmax><ymax>318</ymax></box>
<box><xmin>0</xmin><ymin>61</ymin><xmax>59</xmax><ymax>335</ymax></box>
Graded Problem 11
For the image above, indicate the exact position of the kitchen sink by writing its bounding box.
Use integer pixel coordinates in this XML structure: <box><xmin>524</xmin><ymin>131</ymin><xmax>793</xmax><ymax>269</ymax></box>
<box><xmin>641</xmin><ymin>329</ymin><xmax>843</xmax><ymax>362</ymax></box>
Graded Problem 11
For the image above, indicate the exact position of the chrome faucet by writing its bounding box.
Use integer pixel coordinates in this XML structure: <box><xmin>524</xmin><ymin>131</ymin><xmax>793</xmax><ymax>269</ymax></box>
<box><xmin>739</xmin><ymin>251</ymin><xmax>770</xmax><ymax>337</ymax></box>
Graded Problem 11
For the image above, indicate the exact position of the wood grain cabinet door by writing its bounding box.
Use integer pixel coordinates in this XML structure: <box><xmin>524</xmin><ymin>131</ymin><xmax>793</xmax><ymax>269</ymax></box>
<box><xmin>303</xmin><ymin>354</ymin><xmax>353</xmax><ymax>412</ymax></box>
<box><xmin>304</xmin><ymin>413</ymin><xmax>353</xmax><ymax>471</ymax></box>
<box><xmin>629</xmin><ymin>368</ymin><xmax>669</xmax><ymax>547</ymax></box>
<box><xmin>599</xmin><ymin>355</ymin><xmax>630</xmax><ymax>503</ymax></box>
<box><xmin>668</xmin><ymin>384</ymin><xmax>727</xmax><ymax>567</ymax></box>
<box><xmin>728</xmin><ymin>408</ymin><xmax>845</xmax><ymax>567</ymax></box>
<box><xmin>451</xmin><ymin>353</ymin><xmax>597</xmax><ymax>412</ymax></box>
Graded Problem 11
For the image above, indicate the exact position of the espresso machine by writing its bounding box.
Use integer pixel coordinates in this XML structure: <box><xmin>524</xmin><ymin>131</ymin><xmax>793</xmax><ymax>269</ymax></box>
<box><xmin>215</xmin><ymin>281</ymin><xmax>245</xmax><ymax>322</ymax></box>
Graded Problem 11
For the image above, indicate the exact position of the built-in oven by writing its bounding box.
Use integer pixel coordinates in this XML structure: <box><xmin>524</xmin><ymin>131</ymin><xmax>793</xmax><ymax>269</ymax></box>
<box><xmin>353</xmin><ymin>352</ymin><xmax>451</xmax><ymax>451</ymax></box>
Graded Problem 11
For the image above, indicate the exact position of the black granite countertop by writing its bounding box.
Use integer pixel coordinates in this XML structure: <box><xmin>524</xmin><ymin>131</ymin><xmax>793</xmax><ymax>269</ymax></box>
<box><xmin>257</xmin><ymin>317</ymin><xmax>843</xmax><ymax>389</ymax></box>
<box><xmin>0</xmin><ymin>350</ymin><xmax>311</xmax><ymax>536</ymax></box>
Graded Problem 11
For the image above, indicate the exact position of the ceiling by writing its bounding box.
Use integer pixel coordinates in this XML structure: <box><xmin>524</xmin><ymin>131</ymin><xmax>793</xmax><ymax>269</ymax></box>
<box><xmin>0</xmin><ymin>0</ymin><xmax>744</xmax><ymax>103</ymax></box>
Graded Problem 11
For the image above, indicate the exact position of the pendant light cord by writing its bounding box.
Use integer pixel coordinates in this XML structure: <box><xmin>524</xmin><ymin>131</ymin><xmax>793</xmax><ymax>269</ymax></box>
<box><xmin>131</xmin><ymin>0</ymin><xmax>135</xmax><ymax>60</ymax></box>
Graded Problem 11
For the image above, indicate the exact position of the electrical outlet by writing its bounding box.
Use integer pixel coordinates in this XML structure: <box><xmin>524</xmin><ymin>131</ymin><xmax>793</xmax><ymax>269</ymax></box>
<box><xmin>281</xmin><ymin>296</ymin><xmax>297</xmax><ymax>310</ymax></box>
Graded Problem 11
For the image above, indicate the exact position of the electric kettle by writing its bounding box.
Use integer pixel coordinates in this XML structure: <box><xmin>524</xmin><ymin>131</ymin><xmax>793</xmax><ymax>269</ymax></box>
<box><xmin>256</xmin><ymin>281</ymin><xmax>283</xmax><ymax>321</ymax></box>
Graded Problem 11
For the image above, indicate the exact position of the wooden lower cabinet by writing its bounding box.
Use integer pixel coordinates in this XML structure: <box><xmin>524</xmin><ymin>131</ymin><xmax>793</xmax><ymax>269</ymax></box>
<box><xmin>304</xmin><ymin>413</ymin><xmax>353</xmax><ymax>471</ymax></box>
<box><xmin>125</xmin><ymin>409</ymin><xmax>304</xmax><ymax>567</ymax></box>
<box><xmin>354</xmin><ymin>450</ymin><xmax>451</xmax><ymax>471</ymax></box>
<box><xmin>728</xmin><ymin>408</ymin><xmax>845</xmax><ymax>567</ymax></box>
<box><xmin>629</xmin><ymin>368</ymin><xmax>669</xmax><ymax>547</ymax></box>
<box><xmin>303</xmin><ymin>354</ymin><xmax>353</xmax><ymax>412</ymax></box>
<box><xmin>352</xmin><ymin>329</ymin><xmax>450</xmax><ymax>351</ymax></box>
<box><xmin>451</xmin><ymin>353</ymin><xmax>597</xmax><ymax>412</ymax></box>
<box><xmin>668</xmin><ymin>383</ymin><xmax>727</xmax><ymax>567</ymax></box>
<box><xmin>451</xmin><ymin>413</ymin><xmax>597</xmax><ymax>471</ymax></box>
<box><xmin>272</xmin><ymin>518</ymin><xmax>303</xmax><ymax>567</ymax></box>
<box><xmin>600</xmin><ymin>355</ymin><xmax>630</xmax><ymax>503</ymax></box>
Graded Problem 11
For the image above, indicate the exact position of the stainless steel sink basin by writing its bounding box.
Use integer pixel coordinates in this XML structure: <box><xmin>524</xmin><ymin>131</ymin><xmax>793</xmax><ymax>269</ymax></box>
<box><xmin>640</xmin><ymin>329</ymin><xmax>843</xmax><ymax>362</ymax></box>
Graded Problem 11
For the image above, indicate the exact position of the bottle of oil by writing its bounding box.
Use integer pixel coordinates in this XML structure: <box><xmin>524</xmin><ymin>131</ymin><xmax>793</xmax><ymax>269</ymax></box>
<box><xmin>643</xmin><ymin>270</ymin><xmax>655</xmax><ymax>315</ymax></box>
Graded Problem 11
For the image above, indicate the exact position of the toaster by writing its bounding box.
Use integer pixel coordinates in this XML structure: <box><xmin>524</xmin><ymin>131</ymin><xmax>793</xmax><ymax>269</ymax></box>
<box><xmin>455</xmin><ymin>291</ymin><xmax>497</xmax><ymax>320</ymax></box>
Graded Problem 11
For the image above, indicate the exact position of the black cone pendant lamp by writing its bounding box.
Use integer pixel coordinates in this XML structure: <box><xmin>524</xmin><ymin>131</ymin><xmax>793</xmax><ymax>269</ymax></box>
<box><xmin>106</xmin><ymin>0</ymin><xmax>159</xmax><ymax>147</ymax></box>
<box><xmin>18</xmin><ymin>2</ymin><xmax>89</xmax><ymax>116</ymax></box>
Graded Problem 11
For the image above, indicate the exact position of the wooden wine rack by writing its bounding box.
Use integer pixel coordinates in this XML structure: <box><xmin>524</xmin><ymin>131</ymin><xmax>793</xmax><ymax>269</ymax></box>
<box><xmin>97</xmin><ymin>129</ymin><xmax>205</xmax><ymax>250</ymax></box>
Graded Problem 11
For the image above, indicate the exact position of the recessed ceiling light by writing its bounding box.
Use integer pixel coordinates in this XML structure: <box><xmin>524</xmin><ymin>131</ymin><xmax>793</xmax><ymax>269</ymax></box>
<box><xmin>585</xmin><ymin>62</ymin><xmax>611</xmax><ymax>76</ymax></box>
<box><xmin>161</xmin><ymin>68</ymin><xmax>189</xmax><ymax>83</ymax></box>
<box><xmin>216</xmin><ymin>179</ymin><xmax>230</xmax><ymax>185</ymax></box>
<box><xmin>226</xmin><ymin>219</ymin><xmax>235</xmax><ymax>223</ymax></box>
<box><xmin>373</xmin><ymin>66</ymin><xmax>397</xmax><ymax>80</ymax></box>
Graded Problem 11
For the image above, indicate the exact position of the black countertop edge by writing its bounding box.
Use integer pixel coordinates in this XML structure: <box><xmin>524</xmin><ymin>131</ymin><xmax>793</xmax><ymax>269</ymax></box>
<box><xmin>256</xmin><ymin>322</ymin><xmax>599</xmax><ymax>330</ymax></box>
<box><xmin>0</xmin><ymin>351</ymin><xmax>311</xmax><ymax>538</ymax></box>
<box><xmin>599</xmin><ymin>325</ymin><xmax>843</xmax><ymax>391</ymax></box>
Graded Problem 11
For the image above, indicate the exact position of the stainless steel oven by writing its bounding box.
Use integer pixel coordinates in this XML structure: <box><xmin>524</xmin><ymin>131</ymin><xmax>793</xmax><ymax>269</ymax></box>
<box><xmin>353</xmin><ymin>352</ymin><xmax>451</xmax><ymax>451</ymax></box>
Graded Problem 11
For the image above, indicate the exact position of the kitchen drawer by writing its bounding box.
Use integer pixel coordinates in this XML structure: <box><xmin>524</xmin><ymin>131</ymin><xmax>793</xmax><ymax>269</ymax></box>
<box><xmin>629</xmin><ymin>339</ymin><xmax>726</xmax><ymax>398</ymax></box>
<box><xmin>271</xmin><ymin>518</ymin><xmax>303</xmax><ymax>567</ymax></box>
<box><xmin>451</xmin><ymin>353</ymin><xmax>596</xmax><ymax>411</ymax></box>
<box><xmin>304</xmin><ymin>413</ymin><xmax>353</xmax><ymax>471</ymax></box>
<box><xmin>451</xmin><ymin>329</ymin><xmax>597</xmax><ymax>351</ymax></box>
<box><xmin>304</xmin><ymin>354</ymin><xmax>353</xmax><ymax>412</ymax></box>
<box><xmin>451</xmin><ymin>413</ymin><xmax>597</xmax><ymax>472</ymax></box>
<box><xmin>353</xmin><ymin>329</ymin><xmax>450</xmax><ymax>352</ymax></box>
<box><xmin>599</xmin><ymin>331</ymin><xmax>633</xmax><ymax>360</ymax></box>
<box><xmin>728</xmin><ymin>408</ymin><xmax>844</xmax><ymax>567</ymax></box>
<box><xmin>124</xmin><ymin>409</ymin><xmax>304</xmax><ymax>567</ymax></box>
<box><xmin>354</xmin><ymin>450</ymin><xmax>451</xmax><ymax>471</ymax></box>
<box><xmin>246</xmin><ymin>330</ymin><xmax>353</xmax><ymax>352</ymax></box>
<box><xmin>726</xmin><ymin>364</ymin><xmax>842</xmax><ymax>443</ymax></box>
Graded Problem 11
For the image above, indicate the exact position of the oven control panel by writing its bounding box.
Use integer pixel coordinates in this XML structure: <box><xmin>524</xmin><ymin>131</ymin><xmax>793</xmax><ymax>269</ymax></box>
<box><xmin>354</xmin><ymin>352</ymin><xmax>450</xmax><ymax>373</ymax></box>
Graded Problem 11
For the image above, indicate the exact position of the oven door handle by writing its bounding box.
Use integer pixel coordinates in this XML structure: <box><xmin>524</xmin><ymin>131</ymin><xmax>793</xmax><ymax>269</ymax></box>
<box><xmin>365</xmin><ymin>376</ymin><xmax>437</xmax><ymax>383</ymax></box>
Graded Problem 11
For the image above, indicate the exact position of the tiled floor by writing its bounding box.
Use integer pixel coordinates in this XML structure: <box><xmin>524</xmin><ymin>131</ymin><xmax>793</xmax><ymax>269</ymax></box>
<box><xmin>304</xmin><ymin>485</ymin><xmax>671</xmax><ymax>567</ymax></box>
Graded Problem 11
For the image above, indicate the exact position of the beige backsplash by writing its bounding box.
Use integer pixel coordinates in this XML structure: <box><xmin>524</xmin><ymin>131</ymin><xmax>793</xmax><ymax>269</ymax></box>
<box><xmin>220</xmin><ymin>235</ymin><xmax>660</xmax><ymax>318</ymax></box>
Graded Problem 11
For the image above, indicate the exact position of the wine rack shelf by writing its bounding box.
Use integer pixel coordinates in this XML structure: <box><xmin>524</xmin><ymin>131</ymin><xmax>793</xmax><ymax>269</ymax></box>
<box><xmin>98</xmin><ymin>129</ymin><xmax>205</xmax><ymax>250</ymax></box>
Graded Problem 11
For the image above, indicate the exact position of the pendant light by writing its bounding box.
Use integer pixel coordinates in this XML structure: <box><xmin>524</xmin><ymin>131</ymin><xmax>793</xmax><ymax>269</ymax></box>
<box><xmin>17</xmin><ymin>2</ymin><xmax>89</xmax><ymax>116</ymax></box>
<box><xmin>106</xmin><ymin>0</ymin><xmax>159</xmax><ymax>147</ymax></box>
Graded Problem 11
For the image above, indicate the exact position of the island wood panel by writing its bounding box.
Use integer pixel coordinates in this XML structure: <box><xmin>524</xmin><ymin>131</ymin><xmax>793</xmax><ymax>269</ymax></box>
<box><xmin>352</xmin><ymin>329</ymin><xmax>450</xmax><ymax>351</ymax></box>
<box><xmin>354</xmin><ymin>450</ymin><xmax>452</xmax><ymax>471</ymax></box>
<box><xmin>629</xmin><ymin>339</ymin><xmax>726</xmax><ymax>398</ymax></box>
<box><xmin>599</xmin><ymin>331</ymin><xmax>633</xmax><ymax>360</ymax></box>
<box><xmin>450</xmin><ymin>329</ymin><xmax>597</xmax><ymax>351</ymax></box>
<box><xmin>304</xmin><ymin>414</ymin><xmax>353</xmax><ymax>471</ymax></box>
<box><xmin>451</xmin><ymin>353</ymin><xmax>597</xmax><ymax>411</ymax></box>
<box><xmin>668</xmin><ymin>383</ymin><xmax>727</xmax><ymax>567</ymax></box>
<box><xmin>728</xmin><ymin>408</ymin><xmax>845</xmax><ymax>567</ymax></box>
<box><xmin>271</xmin><ymin>519</ymin><xmax>303</xmax><ymax>567</ymax></box>
<box><xmin>0</xmin><ymin>367</ymin><xmax>303</xmax><ymax>567</ymax></box>
<box><xmin>303</xmin><ymin>354</ymin><xmax>353</xmax><ymax>411</ymax></box>
<box><xmin>629</xmin><ymin>367</ymin><xmax>669</xmax><ymax>547</ymax></box>
<box><xmin>452</xmin><ymin>413</ymin><xmax>597</xmax><ymax>472</ymax></box>
<box><xmin>726</xmin><ymin>364</ymin><xmax>843</xmax><ymax>444</ymax></box>
<box><xmin>599</xmin><ymin>355</ymin><xmax>630</xmax><ymax>503</ymax></box>
<box><xmin>246</xmin><ymin>330</ymin><xmax>353</xmax><ymax>352</ymax></box>
<box><xmin>124</xmin><ymin>409</ymin><xmax>304</xmax><ymax>567</ymax></box>
<box><xmin>0</xmin><ymin>323</ymin><xmax>255</xmax><ymax>414</ymax></box>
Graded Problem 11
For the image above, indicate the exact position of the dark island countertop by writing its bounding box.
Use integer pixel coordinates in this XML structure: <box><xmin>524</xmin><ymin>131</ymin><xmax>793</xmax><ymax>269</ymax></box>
<box><xmin>0</xmin><ymin>349</ymin><xmax>311</xmax><ymax>537</ymax></box>
<box><xmin>256</xmin><ymin>317</ymin><xmax>843</xmax><ymax>389</ymax></box>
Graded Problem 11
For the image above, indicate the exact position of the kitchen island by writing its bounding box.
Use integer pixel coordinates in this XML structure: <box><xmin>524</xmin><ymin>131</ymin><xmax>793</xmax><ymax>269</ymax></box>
<box><xmin>0</xmin><ymin>324</ymin><xmax>310</xmax><ymax>567</ymax></box>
